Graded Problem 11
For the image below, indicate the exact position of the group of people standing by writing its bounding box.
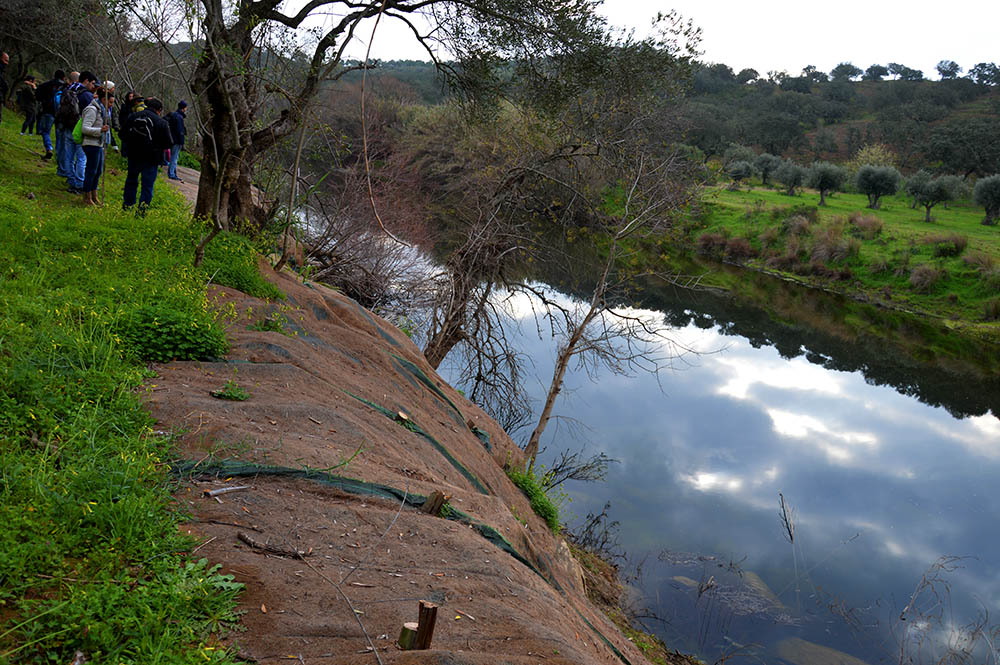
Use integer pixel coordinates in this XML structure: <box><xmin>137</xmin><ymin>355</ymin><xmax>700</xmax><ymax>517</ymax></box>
<box><xmin>4</xmin><ymin>59</ymin><xmax>189</xmax><ymax>213</ymax></box>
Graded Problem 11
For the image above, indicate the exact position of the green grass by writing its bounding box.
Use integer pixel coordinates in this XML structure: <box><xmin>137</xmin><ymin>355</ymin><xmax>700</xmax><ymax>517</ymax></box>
<box><xmin>0</xmin><ymin>116</ymin><xmax>252</xmax><ymax>663</ymax></box>
<box><xmin>685</xmin><ymin>184</ymin><xmax>1000</xmax><ymax>328</ymax></box>
<box><xmin>504</xmin><ymin>465</ymin><xmax>562</xmax><ymax>533</ymax></box>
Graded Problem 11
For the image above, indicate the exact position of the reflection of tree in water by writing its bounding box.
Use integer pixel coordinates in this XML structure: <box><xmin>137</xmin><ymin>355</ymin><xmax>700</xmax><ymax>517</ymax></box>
<box><xmin>537</xmin><ymin>250</ymin><xmax>1000</xmax><ymax>419</ymax></box>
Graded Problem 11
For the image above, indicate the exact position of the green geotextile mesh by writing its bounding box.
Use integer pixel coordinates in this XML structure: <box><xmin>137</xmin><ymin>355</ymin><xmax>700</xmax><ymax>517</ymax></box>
<box><xmin>171</xmin><ymin>460</ymin><xmax>535</xmax><ymax>580</ymax></box>
<box><xmin>389</xmin><ymin>354</ymin><xmax>492</xmax><ymax>452</ymax></box>
<box><xmin>171</xmin><ymin>459</ymin><xmax>633</xmax><ymax>665</ymax></box>
<box><xmin>390</xmin><ymin>354</ymin><xmax>465</xmax><ymax>423</ymax></box>
<box><xmin>343</xmin><ymin>391</ymin><xmax>490</xmax><ymax>495</ymax></box>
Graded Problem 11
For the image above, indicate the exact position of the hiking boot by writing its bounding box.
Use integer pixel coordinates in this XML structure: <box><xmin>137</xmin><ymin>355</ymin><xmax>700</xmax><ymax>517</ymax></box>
<box><xmin>42</xmin><ymin>152</ymin><xmax>53</xmax><ymax>160</ymax></box>
<box><xmin>68</xmin><ymin>187</ymin><xmax>82</xmax><ymax>195</ymax></box>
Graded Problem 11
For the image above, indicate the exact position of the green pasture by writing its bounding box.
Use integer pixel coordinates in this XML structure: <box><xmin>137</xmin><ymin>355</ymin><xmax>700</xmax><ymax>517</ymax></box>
<box><xmin>686</xmin><ymin>184</ymin><xmax>1000</xmax><ymax>328</ymax></box>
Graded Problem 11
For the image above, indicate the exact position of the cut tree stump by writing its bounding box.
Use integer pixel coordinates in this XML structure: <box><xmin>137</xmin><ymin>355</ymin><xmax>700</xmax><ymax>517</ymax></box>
<box><xmin>397</xmin><ymin>621</ymin><xmax>419</xmax><ymax>650</ymax></box>
<box><xmin>420</xmin><ymin>491</ymin><xmax>448</xmax><ymax>516</ymax></box>
<box><xmin>398</xmin><ymin>600</ymin><xmax>438</xmax><ymax>650</ymax></box>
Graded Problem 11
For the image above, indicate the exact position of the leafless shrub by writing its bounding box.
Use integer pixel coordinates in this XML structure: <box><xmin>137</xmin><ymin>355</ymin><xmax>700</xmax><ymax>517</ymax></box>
<box><xmin>870</xmin><ymin>256</ymin><xmax>890</xmax><ymax>274</ymax></box>
<box><xmin>783</xmin><ymin>214</ymin><xmax>812</xmax><ymax>236</ymax></box>
<box><xmin>542</xmin><ymin>450</ymin><xmax>618</xmax><ymax>490</ymax></box>
<box><xmin>810</xmin><ymin>221</ymin><xmax>859</xmax><ymax>263</ymax></box>
<box><xmin>963</xmin><ymin>251</ymin><xmax>996</xmax><ymax>272</ymax></box>
<box><xmin>923</xmin><ymin>233</ymin><xmax>968</xmax><ymax>257</ymax></box>
<box><xmin>697</xmin><ymin>232</ymin><xmax>728</xmax><ymax>256</ymax></box>
<box><xmin>848</xmin><ymin>211</ymin><xmax>884</xmax><ymax>239</ymax></box>
<box><xmin>568</xmin><ymin>501</ymin><xmax>623</xmax><ymax>563</ymax></box>
<box><xmin>724</xmin><ymin>237</ymin><xmax>756</xmax><ymax>260</ymax></box>
<box><xmin>910</xmin><ymin>265</ymin><xmax>946</xmax><ymax>292</ymax></box>
<box><xmin>758</xmin><ymin>226</ymin><xmax>780</xmax><ymax>247</ymax></box>
<box><xmin>891</xmin><ymin>556</ymin><xmax>1000</xmax><ymax>665</ymax></box>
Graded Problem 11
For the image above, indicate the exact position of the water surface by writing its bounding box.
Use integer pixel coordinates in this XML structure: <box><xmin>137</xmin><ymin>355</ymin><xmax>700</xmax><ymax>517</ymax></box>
<box><xmin>453</xmin><ymin>279</ymin><xmax>1000</xmax><ymax>665</ymax></box>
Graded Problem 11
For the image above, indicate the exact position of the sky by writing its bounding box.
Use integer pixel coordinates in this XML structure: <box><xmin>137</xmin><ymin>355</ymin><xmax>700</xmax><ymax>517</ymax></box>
<box><xmin>338</xmin><ymin>1</ymin><xmax>999</xmax><ymax>80</ymax></box>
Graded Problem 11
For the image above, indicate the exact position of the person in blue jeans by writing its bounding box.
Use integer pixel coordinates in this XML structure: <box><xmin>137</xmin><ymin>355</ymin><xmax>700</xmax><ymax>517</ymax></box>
<box><xmin>79</xmin><ymin>87</ymin><xmax>111</xmax><ymax>206</ymax></box>
<box><xmin>122</xmin><ymin>97</ymin><xmax>174</xmax><ymax>215</ymax></box>
<box><xmin>64</xmin><ymin>72</ymin><xmax>98</xmax><ymax>194</ymax></box>
<box><xmin>165</xmin><ymin>100</ymin><xmax>187</xmax><ymax>181</ymax></box>
<box><xmin>34</xmin><ymin>70</ymin><xmax>67</xmax><ymax>160</ymax></box>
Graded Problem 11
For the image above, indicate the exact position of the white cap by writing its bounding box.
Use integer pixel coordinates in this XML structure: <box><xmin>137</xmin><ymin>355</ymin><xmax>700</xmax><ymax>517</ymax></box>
<box><xmin>104</xmin><ymin>80</ymin><xmax>116</xmax><ymax>90</ymax></box>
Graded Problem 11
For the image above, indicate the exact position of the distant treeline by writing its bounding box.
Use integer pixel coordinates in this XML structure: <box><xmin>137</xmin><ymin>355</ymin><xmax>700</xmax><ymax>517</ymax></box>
<box><xmin>345</xmin><ymin>58</ymin><xmax>999</xmax><ymax>179</ymax></box>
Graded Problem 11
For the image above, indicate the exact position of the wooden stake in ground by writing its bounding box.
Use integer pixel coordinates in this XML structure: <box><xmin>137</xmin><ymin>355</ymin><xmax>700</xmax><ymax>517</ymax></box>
<box><xmin>415</xmin><ymin>600</ymin><xmax>438</xmax><ymax>649</ymax></box>
<box><xmin>420</xmin><ymin>491</ymin><xmax>448</xmax><ymax>516</ymax></box>
<box><xmin>397</xmin><ymin>600</ymin><xmax>438</xmax><ymax>650</ymax></box>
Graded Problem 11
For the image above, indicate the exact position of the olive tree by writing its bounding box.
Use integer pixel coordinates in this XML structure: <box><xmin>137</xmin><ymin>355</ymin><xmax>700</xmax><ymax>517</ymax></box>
<box><xmin>911</xmin><ymin>175</ymin><xmax>959</xmax><ymax>222</ymax></box>
<box><xmin>726</xmin><ymin>160</ymin><xmax>754</xmax><ymax>187</ymax></box>
<box><xmin>974</xmin><ymin>175</ymin><xmax>1000</xmax><ymax>226</ymax></box>
<box><xmin>806</xmin><ymin>161</ymin><xmax>847</xmax><ymax>206</ymax></box>
<box><xmin>904</xmin><ymin>170</ymin><xmax>933</xmax><ymax>209</ymax></box>
<box><xmin>855</xmin><ymin>165</ymin><xmax>902</xmax><ymax>209</ymax></box>
<box><xmin>775</xmin><ymin>161</ymin><xmax>808</xmax><ymax>196</ymax></box>
<box><xmin>754</xmin><ymin>152</ymin><xmax>783</xmax><ymax>186</ymax></box>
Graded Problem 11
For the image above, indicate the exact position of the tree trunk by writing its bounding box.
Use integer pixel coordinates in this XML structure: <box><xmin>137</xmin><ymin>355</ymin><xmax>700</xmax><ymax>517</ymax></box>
<box><xmin>522</xmin><ymin>321</ymin><xmax>589</xmax><ymax>471</ymax></box>
<box><xmin>424</xmin><ymin>272</ymin><xmax>473</xmax><ymax>369</ymax></box>
<box><xmin>818</xmin><ymin>189</ymin><xmax>826</xmax><ymax>206</ymax></box>
<box><xmin>924</xmin><ymin>204</ymin><xmax>933</xmax><ymax>222</ymax></box>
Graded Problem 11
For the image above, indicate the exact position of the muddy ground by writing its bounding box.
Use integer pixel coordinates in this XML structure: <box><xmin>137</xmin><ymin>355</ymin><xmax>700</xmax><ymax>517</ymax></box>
<box><xmin>146</xmin><ymin>261</ymin><xmax>670</xmax><ymax>664</ymax></box>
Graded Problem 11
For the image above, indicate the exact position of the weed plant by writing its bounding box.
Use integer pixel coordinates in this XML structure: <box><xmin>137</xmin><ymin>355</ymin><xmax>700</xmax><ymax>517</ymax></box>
<box><xmin>0</xmin><ymin>117</ymin><xmax>247</xmax><ymax>662</ymax></box>
<box><xmin>211</xmin><ymin>379</ymin><xmax>251</xmax><ymax>401</ymax></box>
<box><xmin>505</xmin><ymin>465</ymin><xmax>562</xmax><ymax>533</ymax></box>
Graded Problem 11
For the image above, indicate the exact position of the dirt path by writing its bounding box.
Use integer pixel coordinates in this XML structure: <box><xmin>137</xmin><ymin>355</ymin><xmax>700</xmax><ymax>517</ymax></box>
<box><xmin>146</xmin><ymin>173</ymin><xmax>662</xmax><ymax>662</ymax></box>
<box><xmin>165</xmin><ymin>164</ymin><xmax>201</xmax><ymax>207</ymax></box>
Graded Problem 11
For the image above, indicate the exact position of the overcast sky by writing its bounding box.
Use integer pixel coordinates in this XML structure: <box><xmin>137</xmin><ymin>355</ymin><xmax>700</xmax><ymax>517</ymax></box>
<box><xmin>340</xmin><ymin>1</ymin><xmax>998</xmax><ymax>79</ymax></box>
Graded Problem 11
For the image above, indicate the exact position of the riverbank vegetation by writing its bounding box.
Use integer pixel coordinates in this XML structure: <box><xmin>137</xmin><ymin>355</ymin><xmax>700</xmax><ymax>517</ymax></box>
<box><xmin>685</xmin><ymin>185</ymin><xmax>1000</xmax><ymax>328</ymax></box>
<box><xmin>0</xmin><ymin>118</ymin><xmax>276</xmax><ymax>661</ymax></box>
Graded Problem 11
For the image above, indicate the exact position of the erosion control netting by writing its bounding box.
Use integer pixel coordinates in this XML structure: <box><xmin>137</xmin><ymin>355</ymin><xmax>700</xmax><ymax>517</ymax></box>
<box><xmin>388</xmin><ymin>353</ymin><xmax>492</xmax><ymax>452</ymax></box>
<box><xmin>343</xmin><ymin>390</ymin><xmax>491</xmax><ymax>495</ymax></box>
<box><xmin>170</xmin><ymin>459</ymin><xmax>634</xmax><ymax>665</ymax></box>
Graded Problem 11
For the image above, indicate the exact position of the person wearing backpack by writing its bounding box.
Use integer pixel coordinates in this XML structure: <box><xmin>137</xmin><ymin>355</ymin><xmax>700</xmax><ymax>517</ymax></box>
<box><xmin>121</xmin><ymin>97</ymin><xmax>174</xmax><ymax>215</ymax></box>
<box><xmin>61</xmin><ymin>71</ymin><xmax>98</xmax><ymax>194</ymax></box>
<box><xmin>79</xmin><ymin>87</ymin><xmax>111</xmax><ymax>206</ymax></box>
<box><xmin>34</xmin><ymin>70</ymin><xmax>66</xmax><ymax>160</ymax></box>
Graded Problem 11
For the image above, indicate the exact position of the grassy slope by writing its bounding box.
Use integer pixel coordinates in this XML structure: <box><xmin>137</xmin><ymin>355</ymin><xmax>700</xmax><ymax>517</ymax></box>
<box><xmin>687</xmin><ymin>184</ymin><xmax>1000</xmax><ymax>332</ymax></box>
<box><xmin>0</xmin><ymin>115</ymin><xmax>258</xmax><ymax>663</ymax></box>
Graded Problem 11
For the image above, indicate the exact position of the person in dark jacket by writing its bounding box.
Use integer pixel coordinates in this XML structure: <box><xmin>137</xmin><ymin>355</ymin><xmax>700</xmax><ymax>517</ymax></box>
<box><xmin>121</xmin><ymin>97</ymin><xmax>174</xmax><ymax>215</ymax></box>
<box><xmin>18</xmin><ymin>75</ymin><xmax>37</xmax><ymax>135</ymax></box>
<box><xmin>118</xmin><ymin>92</ymin><xmax>144</xmax><ymax>157</ymax></box>
<box><xmin>35</xmin><ymin>69</ymin><xmax>66</xmax><ymax>159</ymax></box>
<box><xmin>165</xmin><ymin>100</ymin><xmax>187</xmax><ymax>181</ymax></box>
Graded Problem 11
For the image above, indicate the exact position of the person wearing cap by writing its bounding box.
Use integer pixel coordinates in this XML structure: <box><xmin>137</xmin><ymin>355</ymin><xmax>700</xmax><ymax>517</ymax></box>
<box><xmin>121</xmin><ymin>97</ymin><xmax>173</xmax><ymax>215</ymax></box>
<box><xmin>165</xmin><ymin>100</ymin><xmax>187</xmax><ymax>182</ymax></box>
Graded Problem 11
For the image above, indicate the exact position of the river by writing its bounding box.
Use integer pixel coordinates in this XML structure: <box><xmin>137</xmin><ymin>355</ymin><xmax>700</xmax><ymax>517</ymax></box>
<box><xmin>440</xmin><ymin>266</ymin><xmax>1000</xmax><ymax>665</ymax></box>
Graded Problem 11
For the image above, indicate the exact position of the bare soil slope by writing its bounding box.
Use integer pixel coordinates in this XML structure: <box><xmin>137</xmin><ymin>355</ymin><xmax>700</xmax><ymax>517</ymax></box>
<box><xmin>147</xmin><ymin>262</ymin><xmax>660</xmax><ymax>665</ymax></box>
